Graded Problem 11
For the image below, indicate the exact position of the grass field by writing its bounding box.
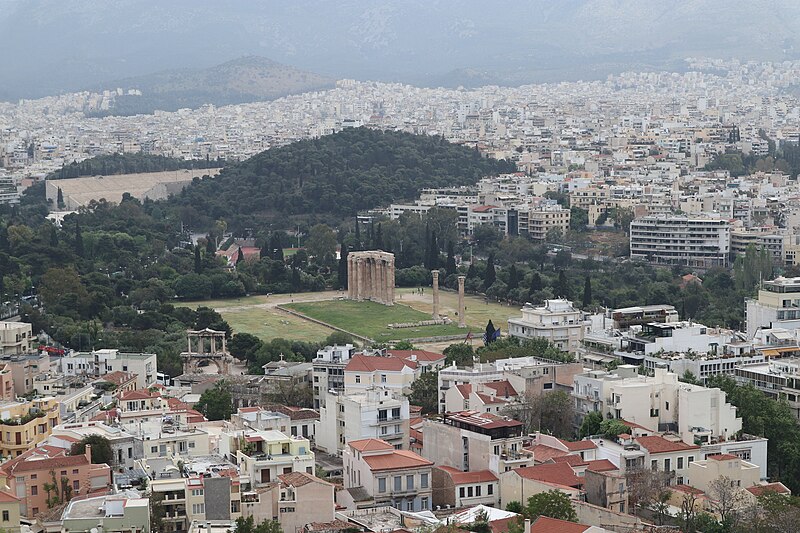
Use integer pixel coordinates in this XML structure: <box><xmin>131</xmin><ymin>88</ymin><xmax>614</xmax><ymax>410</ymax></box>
<box><xmin>180</xmin><ymin>287</ymin><xmax>521</xmax><ymax>344</ymax></box>
<box><xmin>285</xmin><ymin>300</ymin><xmax>476</xmax><ymax>341</ymax></box>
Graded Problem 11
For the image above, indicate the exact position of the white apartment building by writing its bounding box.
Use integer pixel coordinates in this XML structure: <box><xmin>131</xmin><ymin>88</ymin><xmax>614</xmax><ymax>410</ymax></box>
<box><xmin>508</xmin><ymin>299</ymin><xmax>587</xmax><ymax>352</ymax></box>
<box><xmin>745</xmin><ymin>276</ymin><xmax>800</xmax><ymax>339</ymax></box>
<box><xmin>316</xmin><ymin>387</ymin><xmax>410</xmax><ymax>455</ymax></box>
<box><xmin>0</xmin><ymin>322</ymin><xmax>34</xmax><ymax>355</ymax></box>
<box><xmin>735</xmin><ymin>358</ymin><xmax>800</xmax><ymax>419</ymax></box>
<box><xmin>343</xmin><ymin>354</ymin><xmax>418</xmax><ymax>395</ymax></box>
<box><xmin>312</xmin><ymin>344</ymin><xmax>355</xmax><ymax>409</ymax></box>
<box><xmin>62</xmin><ymin>349</ymin><xmax>157</xmax><ymax>389</ymax></box>
<box><xmin>629</xmin><ymin>215</ymin><xmax>731</xmax><ymax>268</ymax></box>
<box><xmin>573</xmin><ymin>365</ymin><xmax>741</xmax><ymax>446</ymax></box>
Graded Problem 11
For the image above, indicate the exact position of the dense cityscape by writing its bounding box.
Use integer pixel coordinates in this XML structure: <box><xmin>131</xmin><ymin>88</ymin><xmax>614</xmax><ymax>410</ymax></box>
<box><xmin>3</xmin><ymin>8</ymin><xmax>800</xmax><ymax>533</ymax></box>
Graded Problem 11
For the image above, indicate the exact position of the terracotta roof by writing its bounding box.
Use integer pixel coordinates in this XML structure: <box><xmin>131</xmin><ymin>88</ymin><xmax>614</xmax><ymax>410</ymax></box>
<box><xmin>551</xmin><ymin>455</ymin><xmax>587</xmax><ymax>467</ymax></box>
<box><xmin>619</xmin><ymin>419</ymin><xmax>654</xmax><ymax>432</ymax></box>
<box><xmin>277</xmin><ymin>405</ymin><xmax>320</xmax><ymax>420</ymax></box>
<box><xmin>708</xmin><ymin>453</ymin><xmax>739</xmax><ymax>461</ymax></box>
<box><xmin>476</xmin><ymin>392</ymin><xmax>509</xmax><ymax>405</ymax></box>
<box><xmin>99</xmin><ymin>370</ymin><xmax>136</xmax><ymax>386</ymax></box>
<box><xmin>488</xmin><ymin>517</ymin><xmax>518</xmax><ymax>533</ymax></box>
<box><xmin>515</xmin><ymin>463</ymin><xmax>583</xmax><ymax>489</ymax></box>
<box><xmin>673</xmin><ymin>484</ymin><xmax>705</xmax><ymax>495</ymax></box>
<box><xmin>279</xmin><ymin>471</ymin><xmax>329</xmax><ymax>487</ymax></box>
<box><xmin>746</xmin><ymin>482</ymin><xmax>791</xmax><ymax>496</ymax></box>
<box><xmin>530</xmin><ymin>516</ymin><xmax>588</xmax><ymax>533</ymax></box>
<box><xmin>436</xmin><ymin>466</ymin><xmax>498</xmax><ymax>484</ymax></box>
<box><xmin>118</xmin><ymin>389</ymin><xmax>160</xmax><ymax>401</ymax></box>
<box><xmin>345</xmin><ymin>354</ymin><xmax>416</xmax><ymax>372</ymax></box>
<box><xmin>636</xmin><ymin>436</ymin><xmax>700</xmax><ymax>454</ymax></box>
<box><xmin>238</xmin><ymin>406</ymin><xmax>261</xmax><ymax>413</ymax></box>
<box><xmin>362</xmin><ymin>450</ymin><xmax>433</xmax><ymax>472</ymax></box>
<box><xmin>561</xmin><ymin>439</ymin><xmax>597</xmax><ymax>451</ymax></box>
<box><xmin>527</xmin><ymin>444</ymin><xmax>570</xmax><ymax>463</ymax></box>
<box><xmin>0</xmin><ymin>490</ymin><xmax>20</xmax><ymax>503</ymax></box>
<box><xmin>483</xmin><ymin>380</ymin><xmax>518</xmax><ymax>398</ymax></box>
<box><xmin>410</xmin><ymin>428</ymin><xmax>424</xmax><ymax>446</ymax></box>
<box><xmin>585</xmin><ymin>459</ymin><xmax>619</xmax><ymax>472</ymax></box>
<box><xmin>472</xmin><ymin>205</ymin><xmax>499</xmax><ymax>213</ymax></box>
<box><xmin>456</xmin><ymin>384</ymin><xmax>472</xmax><ymax>398</ymax></box>
<box><xmin>5</xmin><ymin>454</ymin><xmax>89</xmax><ymax>474</ymax></box>
<box><xmin>349</xmin><ymin>438</ymin><xmax>394</xmax><ymax>452</ymax></box>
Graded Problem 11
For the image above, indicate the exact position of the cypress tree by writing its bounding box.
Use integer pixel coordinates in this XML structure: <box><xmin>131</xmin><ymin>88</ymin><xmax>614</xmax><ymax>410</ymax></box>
<box><xmin>236</xmin><ymin>247</ymin><xmax>244</xmax><ymax>265</ymax></box>
<box><xmin>206</xmin><ymin>235</ymin><xmax>216</xmax><ymax>255</ymax></box>
<box><xmin>194</xmin><ymin>246</ymin><xmax>202</xmax><ymax>273</ymax></box>
<box><xmin>555</xmin><ymin>270</ymin><xmax>570</xmax><ymax>299</ymax></box>
<box><xmin>375</xmin><ymin>223</ymin><xmax>384</xmax><ymax>251</ymax></box>
<box><xmin>74</xmin><ymin>220</ymin><xmax>84</xmax><ymax>257</ymax></box>
<box><xmin>291</xmin><ymin>267</ymin><xmax>301</xmax><ymax>291</ymax></box>
<box><xmin>57</xmin><ymin>187</ymin><xmax>64</xmax><ymax>208</ymax></box>
<box><xmin>49</xmin><ymin>226</ymin><xmax>59</xmax><ymax>247</ymax></box>
<box><xmin>484</xmin><ymin>253</ymin><xmax>496</xmax><ymax>289</ymax></box>
<box><xmin>354</xmin><ymin>219</ymin><xmax>362</xmax><ymax>251</ymax></box>
<box><xmin>429</xmin><ymin>232</ymin><xmax>439</xmax><ymax>269</ymax></box>
<box><xmin>0</xmin><ymin>224</ymin><xmax>7</xmax><ymax>253</ymax></box>
<box><xmin>529</xmin><ymin>272</ymin><xmax>543</xmax><ymax>297</ymax></box>
<box><xmin>507</xmin><ymin>264</ymin><xmax>518</xmax><ymax>291</ymax></box>
<box><xmin>270</xmin><ymin>233</ymin><xmax>284</xmax><ymax>261</ymax></box>
<box><xmin>338</xmin><ymin>248</ymin><xmax>349</xmax><ymax>289</ymax></box>
<box><xmin>466</xmin><ymin>262</ymin><xmax>477</xmax><ymax>280</ymax></box>
<box><xmin>583</xmin><ymin>276</ymin><xmax>592</xmax><ymax>308</ymax></box>
<box><xmin>445</xmin><ymin>241</ymin><xmax>457</xmax><ymax>277</ymax></box>
<box><xmin>485</xmin><ymin>320</ymin><xmax>497</xmax><ymax>345</ymax></box>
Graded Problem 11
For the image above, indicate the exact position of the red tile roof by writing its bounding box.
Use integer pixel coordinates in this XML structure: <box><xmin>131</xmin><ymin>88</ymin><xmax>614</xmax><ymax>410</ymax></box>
<box><xmin>388</xmin><ymin>350</ymin><xmax>445</xmax><ymax>363</ymax></box>
<box><xmin>0</xmin><ymin>490</ymin><xmax>19</xmax><ymax>503</ymax></box>
<box><xmin>708</xmin><ymin>453</ymin><xmax>739</xmax><ymax>461</ymax></box>
<box><xmin>349</xmin><ymin>438</ymin><xmax>394</xmax><ymax>452</ymax></box>
<box><xmin>585</xmin><ymin>459</ymin><xmax>619</xmax><ymax>472</ymax></box>
<box><xmin>279</xmin><ymin>471</ymin><xmax>329</xmax><ymax>487</ymax></box>
<box><xmin>561</xmin><ymin>439</ymin><xmax>597</xmax><ymax>451</ymax></box>
<box><xmin>551</xmin><ymin>455</ymin><xmax>587</xmax><ymax>467</ymax></box>
<box><xmin>4</xmin><ymin>454</ymin><xmax>90</xmax><ymax>474</ymax></box>
<box><xmin>472</xmin><ymin>205</ymin><xmax>499</xmax><ymax>213</ymax></box>
<box><xmin>515</xmin><ymin>463</ymin><xmax>583</xmax><ymax>488</ymax></box>
<box><xmin>746</xmin><ymin>482</ymin><xmax>791</xmax><ymax>496</ymax></box>
<box><xmin>673</xmin><ymin>484</ymin><xmax>705</xmax><ymax>495</ymax></box>
<box><xmin>362</xmin><ymin>450</ymin><xmax>433</xmax><ymax>472</ymax></box>
<box><xmin>488</xmin><ymin>517</ymin><xmax>518</xmax><ymax>533</ymax></box>
<box><xmin>455</xmin><ymin>384</ymin><xmax>472</xmax><ymax>398</ymax></box>
<box><xmin>346</xmin><ymin>354</ymin><xmax>416</xmax><ymax>372</ymax></box>
<box><xmin>636</xmin><ymin>436</ymin><xmax>700</xmax><ymax>454</ymax></box>
<box><xmin>436</xmin><ymin>465</ymin><xmax>498</xmax><ymax>484</ymax></box>
<box><xmin>530</xmin><ymin>516</ymin><xmax>588</xmax><ymax>533</ymax></box>
<box><xmin>483</xmin><ymin>380</ymin><xmax>518</xmax><ymax>398</ymax></box>
<box><xmin>527</xmin><ymin>444</ymin><xmax>570</xmax><ymax>463</ymax></box>
<box><xmin>118</xmin><ymin>389</ymin><xmax>160</xmax><ymax>401</ymax></box>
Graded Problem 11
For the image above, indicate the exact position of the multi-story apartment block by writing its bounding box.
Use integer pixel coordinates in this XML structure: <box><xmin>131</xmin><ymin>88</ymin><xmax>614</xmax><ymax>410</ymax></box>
<box><xmin>0</xmin><ymin>322</ymin><xmax>34</xmax><ymax>355</ymax></box>
<box><xmin>508</xmin><ymin>299</ymin><xmax>587</xmax><ymax>352</ymax></box>
<box><xmin>312</xmin><ymin>344</ymin><xmax>355</xmax><ymax>409</ymax></box>
<box><xmin>735</xmin><ymin>358</ymin><xmax>800</xmax><ymax>419</ymax></box>
<box><xmin>0</xmin><ymin>444</ymin><xmax>111</xmax><ymax>518</ymax></box>
<box><xmin>0</xmin><ymin>397</ymin><xmax>60</xmax><ymax>457</ymax></box>
<box><xmin>629</xmin><ymin>215</ymin><xmax>731</xmax><ymax>268</ymax></box>
<box><xmin>573</xmin><ymin>365</ymin><xmax>741</xmax><ymax>446</ymax></box>
<box><xmin>62</xmin><ymin>349</ymin><xmax>157</xmax><ymax>389</ymax></box>
<box><xmin>422</xmin><ymin>411</ymin><xmax>534</xmax><ymax>474</ymax></box>
<box><xmin>342</xmin><ymin>438</ymin><xmax>433</xmax><ymax>512</ymax></box>
<box><xmin>344</xmin><ymin>354</ymin><xmax>418</xmax><ymax>395</ymax></box>
<box><xmin>317</xmin><ymin>387</ymin><xmax>410</xmax><ymax>455</ymax></box>
<box><xmin>50</xmin><ymin>420</ymin><xmax>143</xmax><ymax>472</ymax></box>
<box><xmin>227</xmin><ymin>430</ymin><xmax>315</xmax><ymax>487</ymax></box>
<box><xmin>61</xmin><ymin>494</ymin><xmax>150</xmax><ymax>533</ymax></box>
<box><xmin>745</xmin><ymin>276</ymin><xmax>800</xmax><ymax>339</ymax></box>
<box><xmin>526</xmin><ymin>205</ymin><xmax>571</xmax><ymax>241</ymax></box>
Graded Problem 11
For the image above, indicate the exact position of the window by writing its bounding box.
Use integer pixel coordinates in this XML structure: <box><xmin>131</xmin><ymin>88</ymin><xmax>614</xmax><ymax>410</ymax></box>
<box><xmin>73</xmin><ymin>480</ymin><xmax>79</xmax><ymax>490</ymax></box>
<box><xmin>688</xmin><ymin>456</ymin><xmax>694</xmax><ymax>463</ymax></box>
<box><xmin>406</xmin><ymin>500</ymin><xmax>413</xmax><ymax>511</ymax></box>
<box><xmin>543</xmin><ymin>383</ymin><xmax>553</xmax><ymax>390</ymax></box>
<box><xmin>381</xmin><ymin>426</ymin><xmax>388</xmax><ymax>435</ymax></box>
<box><xmin>420</xmin><ymin>473</ymin><xmax>429</xmax><ymax>488</ymax></box>
<box><xmin>459</xmin><ymin>487</ymin><xmax>465</xmax><ymax>498</ymax></box>
<box><xmin>31</xmin><ymin>508</ymin><xmax>38</xmax><ymax>516</ymax></box>
<box><xmin>394</xmin><ymin>476</ymin><xmax>402</xmax><ymax>491</ymax></box>
<box><xmin>664</xmin><ymin>458</ymin><xmax>671</xmax><ymax>472</ymax></box>
<box><xmin>407</xmin><ymin>475</ymin><xmax>414</xmax><ymax>490</ymax></box>
<box><xmin>378</xmin><ymin>478</ymin><xmax>386</xmax><ymax>493</ymax></box>
<box><xmin>355</xmin><ymin>375</ymin><xmax>361</xmax><ymax>384</ymax></box>
<box><xmin>475</xmin><ymin>485</ymin><xmax>482</xmax><ymax>496</ymax></box>
<box><xmin>487</xmin><ymin>484</ymin><xmax>493</xmax><ymax>495</ymax></box>
<box><xmin>192</xmin><ymin>503</ymin><xmax>205</xmax><ymax>515</ymax></box>
<box><xmin>467</xmin><ymin>487</ymin><xmax>473</xmax><ymax>497</ymax></box>
<box><xmin>651</xmin><ymin>460</ymin><xmax>658</xmax><ymax>471</ymax></box>
<box><xmin>421</xmin><ymin>497</ymin><xmax>429</xmax><ymax>510</ymax></box>
<box><xmin>392</xmin><ymin>407</ymin><xmax>400</xmax><ymax>418</ymax></box>
<box><xmin>677</xmin><ymin>457</ymin><xmax>684</xmax><ymax>469</ymax></box>
<box><xmin>31</xmin><ymin>485</ymin><xmax>38</xmax><ymax>496</ymax></box>
<box><xmin>192</xmin><ymin>489</ymin><xmax>204</xmax><ymax>497</ymax></box>
<box><xmin>72</xmin><ymin>469</ymin><xmax>79</xmax><ymax>475</ymax></box>
<box><xmin>1</xmin><ymin>510</ymin><xmax>7</xmax><ymax>521</ymax></box>
<box><xmin>30</xmin><ymin>474</ymin><xmax>37</xmax><ymax>480</ymax></box>
<box><xmin>381</xmin><ymin>374</ymin><xmax>387</xmax><ymax>383</ymax></box>
<box><xmin>151</xmin><ymin>446</ymin><xmax>158</xmax><ymax>453</ymax></box>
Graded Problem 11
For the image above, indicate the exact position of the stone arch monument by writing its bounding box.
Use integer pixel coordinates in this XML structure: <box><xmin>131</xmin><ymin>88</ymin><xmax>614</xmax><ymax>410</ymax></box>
<box><xmin>181</xmin><ymin>328</ymin><xmax>232</xmax><ymax>374</ymax></box>
<box><xmin>347</xmin><ymin>251</ymin><xmax>395</xmax><ymax>305</ymax></box>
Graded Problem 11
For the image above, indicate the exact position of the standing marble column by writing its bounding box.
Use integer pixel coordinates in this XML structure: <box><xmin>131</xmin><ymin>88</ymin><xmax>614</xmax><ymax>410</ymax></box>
<box><xmin>431</xmin><ymin>270</ymin><xmax>440</xmax><ymax>320</ymax></box>
<box><xmin>377</xmin><ymin>259</ymin><xmax>385</xmax><ymax>304</ymax></box>
<box><xmin>347</xmin><ymin>256</ymin><xmax>354</xmax><ymax>298</ymax></box>
<box><xmin>388</xmin><ymin>258</ymin><xmax>395</xmax><ymax>305</ymax></box>
<box><xmin>457</xmin><ymin>275</ymin><xmax>466</xmax><ymax>328</ymax></box>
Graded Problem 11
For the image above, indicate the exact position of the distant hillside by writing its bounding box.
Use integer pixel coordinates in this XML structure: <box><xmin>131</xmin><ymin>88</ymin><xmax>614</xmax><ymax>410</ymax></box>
<box><xmin>93</xmin><ymin>56</ymin><xmax>334</xmax><ymax>115</ymax></box>
<box><xmin>170</xmin><ymin>127</ymin><xmax>516</xmax><ymax>232</ymax></box>
<box><xmin>46</xmin><ymin>153</ymin><xmax>224</xmax><ymax>180</ymax></box>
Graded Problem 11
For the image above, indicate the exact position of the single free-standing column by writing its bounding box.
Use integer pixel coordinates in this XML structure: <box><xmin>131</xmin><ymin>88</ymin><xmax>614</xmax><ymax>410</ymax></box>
<box><xmin>432</xmin><ymin>270</ymin><xmax>440</xmax><ymax>320</ymax></box>
<box><xmin>457</xmin><ymin>275</ymin><xmax>466</xmax><ymax>328</ymax></box>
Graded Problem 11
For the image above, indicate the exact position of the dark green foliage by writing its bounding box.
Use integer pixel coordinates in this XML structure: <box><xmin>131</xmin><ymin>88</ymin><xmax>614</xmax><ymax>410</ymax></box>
<box><xmin>48</xmin><ymin>152</ymin><xmax>221</xmax><ymax>180</ymax></box>
<box><xmin>445</xmin><ymin>241</ymin><xmax>457</xmax><ymax>276</ymax></box>
<box><xmin>484</xmin><ymin>253</ymin><xmax>496</xmax><ymax>289</ymax></box>
<box><xmin>234</xmin><ymin>515</ymin><xmax>284</xmax><ymax>533</ymax></box>
<box><xmin>194</xmin><ymin>246</ymin><xmax>202</xmax><ymax>273</ymax></box>
<box><xmin>408</xmin><ymin>370</ymin><xmax>438</xmax><ymax>414</ymax></box>
<box><xmin>443</xmin><ymin>343</ymin><xmax>475</xmax><ymax>366</ymax></box>
<box><xmin>579</xmin><ymin>411</ymin><xmax>603</xmax><ymax>438</ymax></box>
<box><xmin>582</xmin><ymin>275</ymin><xmax>592</xmax><ymax>307</ymax></box>
<box><xmin>172</xmin><ymin>128</ymin><xmax>514</xmax><ymax>233</ymax></box>
<box><xmin>70</xmin><ymin>435</ymin><xmax>113</xmax><ymax>465</ymax></box>
<box><xmin>195</xmin><ymin>381</ymin><xmax>233</xmax><ymax>421</ymax></box>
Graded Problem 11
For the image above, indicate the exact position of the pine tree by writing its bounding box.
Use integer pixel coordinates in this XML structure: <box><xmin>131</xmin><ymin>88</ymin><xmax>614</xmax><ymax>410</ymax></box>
<box><xmin>507</xmin><ymin>264</ymin><xmax>518</xmax><ymax>291</ymax></box>
<box><xmin>445</xmin><ymin>241</ymin><xmax>457</xmax><ymax>277</ymax></box>
<box><xmin>423</xmin><ymin>224</ymin><xmax>431</xmax><ymax>269</ymax></box>
<box><xmin>484</xmin><ymin>253</ymin><xmax>496</xmax><ymax>289</ymax></box>
<box><xmin>529</xmin><ymin>272</ymin><xmax>543</xmax><ymax>298</ymax></box>
<box><xmin>74</xmin><ymin>220</ymin><xmax>84</xmax><ymax>257</ymax></box>
<box><xmin>291</xmin><ymin>267</ymin><xmax>301</xmax><ymax>291</ymax></box>
<box><xmin>485</xmin><ymin>320</ymin><xmax>497</xmax><ymax>345</ymax></box>
<box><xmin>194</xmin><ymin>246</ymin><xmax>202</xmax><ymax>273</ymax></box>
<box><xmin>429</xmin><ymin>232</ymin><xmax>439</xmax><ymax>269</ymax></box>
<box><xmin>466</xmin><ymin>262</ymin><xmax>477</xmax><ymax>280</ymax></box>
<box><xmin>269</xmin><ymin>233</ymin><xmax>284</xmax><ymax>261</ymax></box>
<box><xmin>583</xmin><ymin>275</ymin><xmax>592</xmax><ymax>308</ymax></box>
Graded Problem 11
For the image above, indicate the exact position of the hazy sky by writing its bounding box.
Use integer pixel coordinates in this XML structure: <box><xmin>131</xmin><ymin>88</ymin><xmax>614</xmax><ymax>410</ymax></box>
<box><xmin>1</xmin><ymin>0</ymin><xmax>799</xmax><ymax>99</ymax></box>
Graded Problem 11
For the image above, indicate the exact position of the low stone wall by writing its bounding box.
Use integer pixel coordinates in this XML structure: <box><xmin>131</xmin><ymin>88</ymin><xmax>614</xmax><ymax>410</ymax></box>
<box><xmin>388</xmin><ymin>318</ymin><xmax>452</xmax><ymax>328</ymax></box>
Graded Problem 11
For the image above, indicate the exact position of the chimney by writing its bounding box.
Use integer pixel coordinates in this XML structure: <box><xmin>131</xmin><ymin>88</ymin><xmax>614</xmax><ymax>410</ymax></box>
<box><xmin>85</xmin><ymin>443</ymin><xmax>92</xmax><ymax>463</ymax></box>
<box><xmin>524</xmin><ymin>519</ymin><xmax>531</xmax><ymax>533</ymax></box>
